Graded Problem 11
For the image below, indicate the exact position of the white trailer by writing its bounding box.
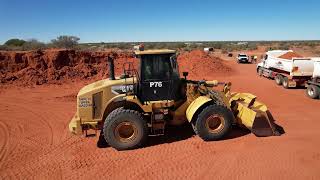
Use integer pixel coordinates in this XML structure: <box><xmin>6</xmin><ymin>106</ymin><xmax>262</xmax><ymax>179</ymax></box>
<box><xmin>257</xmin><ymin>50</ymin><xmax>314</xmax><ymax>88</ymax></box>
<box><xmin>306</xmin><ymin>58</ymin><xmax>320</xmax><ymax>99</ymax></box>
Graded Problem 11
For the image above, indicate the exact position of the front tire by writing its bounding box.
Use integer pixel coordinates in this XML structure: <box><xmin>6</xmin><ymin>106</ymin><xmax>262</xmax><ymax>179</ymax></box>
<box><xmin>193</xmin><ymin>105</ymin><xmax>233</xmax><ymax>141</ymax></box>
<box><xmin>103</xmin><ymin>108</ymin><xmax>148</xmax><ymax>150</ymax></box>
<box><xmin>306</xmin><ymin>85</ymin><xmax>320</xmax><ymax>99</ymax></box>
<box><xmin>258</xmin><ymin>68</ymin><xmax>263</xmax><ymax>77</ymax></box>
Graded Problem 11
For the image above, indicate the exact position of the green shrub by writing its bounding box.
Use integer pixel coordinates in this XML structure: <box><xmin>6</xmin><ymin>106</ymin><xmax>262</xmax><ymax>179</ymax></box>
<box><xmin>4</xmin><ymin>38</ymin><xmax>26</xmax><ymax>46</ymax></box>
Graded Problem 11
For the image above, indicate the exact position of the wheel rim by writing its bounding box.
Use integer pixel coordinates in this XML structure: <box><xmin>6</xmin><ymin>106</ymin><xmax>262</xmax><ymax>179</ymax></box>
<box><xmin>205</xmin><ymin>114</ymin><xmax>225</xmax><ymax>133</ymax></box>
<box><xmin>308</xmin><ymin>88</ymin><xmax>314</xmax><ymax>96</ymax></box>
<box><xmin>114</xmin><ymin>121</ymin><xmax>138</xmax><ymax>143</ymax></box>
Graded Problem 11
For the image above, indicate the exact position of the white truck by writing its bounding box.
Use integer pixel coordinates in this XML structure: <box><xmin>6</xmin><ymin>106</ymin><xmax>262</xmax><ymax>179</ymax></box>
<box><xmin>237</xmin><ymin>54</ymin><xmax>249</xmax><ymax>63</ymax></box>
<box><xmin>257</xmin><ymin>50</ymin><xmax>314</xmax><ymax>89</ymax></box>
<box><xmin>306</xmin><ymin>58</ymin><xmax>320</xmax><ymax>99</ymax></box>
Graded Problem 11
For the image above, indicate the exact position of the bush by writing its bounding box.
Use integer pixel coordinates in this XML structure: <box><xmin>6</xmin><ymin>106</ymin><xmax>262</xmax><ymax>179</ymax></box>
<box><xmin>22</xmin><ymin>39</ymin><xmax>46</xmax><ymax>50</ymax></box>
<box><xmin>4</xmin><ymin>38</ymin><xmax>26</xmax><ymax>46</ymax></box>
<box><xmin>51</xmin><ymin>35</ymin><xmax>80</xmax><ymax>49</ymax></box>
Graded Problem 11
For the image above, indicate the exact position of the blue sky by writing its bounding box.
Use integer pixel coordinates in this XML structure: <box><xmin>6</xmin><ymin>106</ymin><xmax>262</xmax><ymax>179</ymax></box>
<box><xmin>0</xmin><ymin>0</ymin><xmax>319</xmax><ymax>43</ymax></box>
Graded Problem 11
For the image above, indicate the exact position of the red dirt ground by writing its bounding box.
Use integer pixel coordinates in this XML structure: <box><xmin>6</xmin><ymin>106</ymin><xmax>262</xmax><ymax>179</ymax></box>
<box><xmin>1</xmin><ymin>50</ymin><xmax>320</xmax><ymax>179</ymax></box>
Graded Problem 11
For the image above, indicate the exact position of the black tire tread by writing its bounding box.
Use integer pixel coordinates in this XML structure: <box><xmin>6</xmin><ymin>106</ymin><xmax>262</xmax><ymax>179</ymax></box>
<box><xmin>103</xmin><ymin>107</ymin><xmax>147</xmax><ymax>150</ymax></box>
<box><xmin>282</xmin><ymin>76</ymin><xmax>289</xmax><ymax>89</ymax></box>
<box><xmin>194</xmin><ymin>105</ymin><xmax>233</xmax><ymax>141</ymax></box>
<box><xmin>306</xmin><ymin>85</ymin><xmax>320</xmax><ymax>99</ymax></box>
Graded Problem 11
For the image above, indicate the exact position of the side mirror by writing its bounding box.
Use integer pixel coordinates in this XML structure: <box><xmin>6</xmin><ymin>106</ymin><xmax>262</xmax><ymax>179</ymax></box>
<box><xmin>183</xmin><ymin>72</ymin><xmax>189</xmax><ymax>79</ymax></box>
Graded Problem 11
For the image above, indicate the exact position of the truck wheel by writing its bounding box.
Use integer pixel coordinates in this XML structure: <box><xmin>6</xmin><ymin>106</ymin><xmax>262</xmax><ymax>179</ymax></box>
<box><xmin>103</xmin><ymin>108</ymin><xmax>148</xmax><ymax>150</ymax></box>
<box><xmin>258</xmin><ymin>68</ymin><xmax>263</xmax><ymax>77</ymax></box>
<box><xmin>275</xmin><ymin>75</ymin><xmax>283</xmax><ymax>85</ymax></box>
<box><xmin>282</xmin><ymin>77</ymin><xmax>289</xmax><ymax>89</ymax></box>
<box><xmin>306</xmin><ymin>85</ymin><xmax>320</xmax><ymax>99</ymax></box>
<box><xmin>194</xmin><ymin>105</ymin><xmax>232</xmax><ymax>141</ymax></box>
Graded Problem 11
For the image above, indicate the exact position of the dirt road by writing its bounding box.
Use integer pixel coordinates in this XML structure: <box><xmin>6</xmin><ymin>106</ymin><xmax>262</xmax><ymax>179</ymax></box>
<box><xmin>1</xmin><ymin>61</ymin><xmax>320</xmax><ymax>179</ymax></box>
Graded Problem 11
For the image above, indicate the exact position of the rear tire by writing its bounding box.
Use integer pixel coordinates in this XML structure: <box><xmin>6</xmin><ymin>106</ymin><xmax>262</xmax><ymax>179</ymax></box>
<box><xmin>275</xmin><ymin>75</ymin><xmax>283</xmax><ymax>85</ymax></box>
<box><xmin>193</xmin><ymin>105</ymin><xmax>233</xmax><ymax>141</ymax></box>
<box><xmin>306</xmin><ymin>85</ymin><xmax>320</xmax><ymax>99</ymax></box>
<box><xmin>282</xmin><ymin>77</ymin><xmax>289</xmax><ymax>89</ymax></box>
<box><xmin>103</xmin><ymin>108</ymin><xmax>148</xmax><ymax>150</ymax></box>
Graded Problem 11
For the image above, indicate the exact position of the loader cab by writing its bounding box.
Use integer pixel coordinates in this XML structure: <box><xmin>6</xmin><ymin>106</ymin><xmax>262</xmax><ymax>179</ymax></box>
<box><xmin>135</xmin><ymin>50</ymin><xmax>183</xmax><ymax>103</ymax></box>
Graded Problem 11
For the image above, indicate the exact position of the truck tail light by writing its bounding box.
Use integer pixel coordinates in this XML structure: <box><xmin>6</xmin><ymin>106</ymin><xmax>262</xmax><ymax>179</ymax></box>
<box><xmin>292</xmin><ymin>66</ymin><xmax>299</xmax><ymax>72</ymax></box>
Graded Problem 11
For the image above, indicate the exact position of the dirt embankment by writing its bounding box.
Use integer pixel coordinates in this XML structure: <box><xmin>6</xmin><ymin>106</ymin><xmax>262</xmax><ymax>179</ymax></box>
<box><xmin>0</xmin><ymin>49</ymin><xmax>234</xmax><ymax>86</ymax></box>
<box><xmin>0</xmin><ymin>49</ymin><xmax>135</xmax><ymax>86</ymax></box>
<box><xmin>178</xmin><ymin>50</ymin><xmax>234</xmax><ymax>79</ymax></box>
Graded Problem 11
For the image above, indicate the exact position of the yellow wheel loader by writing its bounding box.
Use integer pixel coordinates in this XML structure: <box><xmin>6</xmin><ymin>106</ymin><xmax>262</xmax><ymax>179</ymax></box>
<box><xmin>69</xmin><ymin>49</ymin><xmax>280</xmax><ymax>150</ymax></box>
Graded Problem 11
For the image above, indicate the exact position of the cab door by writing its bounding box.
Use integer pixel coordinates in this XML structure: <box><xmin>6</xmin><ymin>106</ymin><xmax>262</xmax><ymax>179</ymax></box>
<box><xmin>138</xmin><ymin>54</ymin><xmax>177</xmax><ymax>102</ymax></box>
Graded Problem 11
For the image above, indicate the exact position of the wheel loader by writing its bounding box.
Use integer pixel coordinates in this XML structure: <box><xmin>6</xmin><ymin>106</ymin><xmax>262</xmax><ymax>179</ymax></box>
<box><xmin>69</xmin><ymin>49</ymin><xmax>280</xmax><ymax>150</ymax></box>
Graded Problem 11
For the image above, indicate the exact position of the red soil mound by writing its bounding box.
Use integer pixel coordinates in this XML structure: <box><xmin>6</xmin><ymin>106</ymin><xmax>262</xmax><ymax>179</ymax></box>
<box><xmin>178</xmin><ymin>50</ymin><xmax>234</xmax><ymax>79</ymax></box>
<box><xmin>0</xmin><ymin>49</ymin><xmax>233</xmax><ymax>86</ymax></box>
<box><xmin>0</xmin><ymin>49</ymin><xmax>136</xmax><ymax>85</ymax></box>
<box><xmin>278</xmin><ymin>51</ymin><xmax>302</xmax><ymax>60</ymax></box>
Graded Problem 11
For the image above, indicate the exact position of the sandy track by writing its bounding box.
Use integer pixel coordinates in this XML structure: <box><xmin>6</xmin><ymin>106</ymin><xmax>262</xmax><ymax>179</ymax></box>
<box><xmin>1</xmin><ymin>61</ymin><xmax>320</xmax><ymax>179</ymax></box>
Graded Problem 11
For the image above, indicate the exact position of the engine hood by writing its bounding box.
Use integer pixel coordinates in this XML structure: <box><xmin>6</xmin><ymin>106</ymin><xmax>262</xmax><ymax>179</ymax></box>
<box><xmin>78</xmin><ymin>77</ymin><xmax>135</xmax><ymax>97</ymax></box>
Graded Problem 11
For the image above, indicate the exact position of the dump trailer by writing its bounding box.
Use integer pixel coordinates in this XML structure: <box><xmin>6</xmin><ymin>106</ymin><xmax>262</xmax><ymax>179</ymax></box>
<box><xmin>69</xmin><ymin>49</ymin><xmax>280</xmax><ymax>150</ymax></box>
<box><xmin>257</xmin><ymin>50</ymin><xmax>314</xmax><ymax>89</ymax></box>
<box><xmin>306</xmin><ymin>58</ymin><xmax>320</xmax><ymax>99</ymax></box>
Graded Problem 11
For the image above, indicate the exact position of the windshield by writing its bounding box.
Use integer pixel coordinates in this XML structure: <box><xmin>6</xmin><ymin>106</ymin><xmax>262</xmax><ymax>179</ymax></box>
<box><xmin>140</xmin><ymin>53</ymin><xmax>179</xmax><ymax>81</ymax></box>
<box><xmin>239</xmin><ymin>55</ymin><xmax>247</xmax><ymax>57</ymax></box>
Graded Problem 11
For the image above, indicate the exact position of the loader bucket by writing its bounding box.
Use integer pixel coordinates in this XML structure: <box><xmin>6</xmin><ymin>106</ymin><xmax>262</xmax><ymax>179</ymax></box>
<box><xmin>229</xmin><ymin>93</ymin><xmax>279</xmax><ymax>137</ymax></box>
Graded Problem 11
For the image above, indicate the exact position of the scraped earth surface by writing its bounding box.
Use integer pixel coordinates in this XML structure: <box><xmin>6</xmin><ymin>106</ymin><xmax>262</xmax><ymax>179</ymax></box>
<box><xmin>1</xmin><ymin>50</ymin><xmax>320</xmax><ymax>179</ymax></box>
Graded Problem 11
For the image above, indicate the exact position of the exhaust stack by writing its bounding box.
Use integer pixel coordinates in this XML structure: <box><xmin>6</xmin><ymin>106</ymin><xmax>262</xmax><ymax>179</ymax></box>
<box><xmin>108</xmin><ymin>56</ymin><xmax>115</xmax><ymax>80</ymax></box>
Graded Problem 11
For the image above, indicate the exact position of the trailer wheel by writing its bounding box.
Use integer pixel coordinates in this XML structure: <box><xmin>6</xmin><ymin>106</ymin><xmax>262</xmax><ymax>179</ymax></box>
<box><xmin>103</xmin><ymin>108</ymin><xmax>148</xmax><ymax>150</ymax></box>
<box><xmin>194</xmin><ymin>105</ymin><xmax>232</xmax><ymax>141</ymax></box>
<box><xmin>275</xmin><ymin>75</ymin><xmax>283</xmax><ymax>85</ymax></box>
<box><xmin>306</xmin><ymin>85</ymin><xmax>320</xmax><ymax>99</ymax></box>
<box><xmin>282</xmin><ymin>77</ymin><xmax>289</xmax><ymax>89</ymax></box>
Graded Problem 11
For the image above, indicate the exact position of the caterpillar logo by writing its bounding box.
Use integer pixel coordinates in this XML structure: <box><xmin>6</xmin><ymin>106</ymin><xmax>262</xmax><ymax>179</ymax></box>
<box><xmin>111</xmin><ymin>85</ymin><xmax>134</xmax><ymax>95</ymax></box>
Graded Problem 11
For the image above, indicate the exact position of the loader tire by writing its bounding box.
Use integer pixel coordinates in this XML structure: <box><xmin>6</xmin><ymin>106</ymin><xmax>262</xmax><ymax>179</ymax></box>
<box><xmin>275</xmin><ymin>75</ymin><xmax>283</xmax><ymax>85</ymax></box>
<box><xmin>194</xmin><ymin>105</ymin><xmax>232</xmax><ymax>141</ymax></box>
<box><xmin>282</xmin><ymin>77</ymin><xmax>289</xmax><ymax>89</ymax></box>
<box><xmin>103</xmin><ymin>108</ymin><xmax>148</xmax><ymax>150</ymax></box>
<box><xmin>306</xmin><ymin>85</ymin><xmax>320</xmax><ymax>99</ymax></box>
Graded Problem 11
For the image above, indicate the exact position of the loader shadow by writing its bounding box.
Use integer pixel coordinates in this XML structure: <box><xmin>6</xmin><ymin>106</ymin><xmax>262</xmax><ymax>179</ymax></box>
<box><xmin>222</xmin><ymin>126</ymin><xmax>251</xmax><ymax>140</ymax></box>
<box><xmin>145</xmin><ymin>123</ymin><xmax>195</xmax><ymax>147</ymax></box>
<box><xmin>142</xmin><ymin>123</ymin><xmax>251</xmax><ymax>147</ymax></box>
<box><xmin>96</xmin><ymin>123</ymin><xmax>196</xmax><ymax>149</ymax></box>
<box><xmin>96</xmin><ymin>123</ymin><xmax>254</xmax><ymax>149</ymax></box>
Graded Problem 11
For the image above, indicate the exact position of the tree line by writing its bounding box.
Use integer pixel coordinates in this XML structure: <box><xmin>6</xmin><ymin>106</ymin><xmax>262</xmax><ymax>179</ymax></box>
<box><xmin>0</xmin><ymin>35</ymin><xmax>80</xmax><ymax>51</ymax></box>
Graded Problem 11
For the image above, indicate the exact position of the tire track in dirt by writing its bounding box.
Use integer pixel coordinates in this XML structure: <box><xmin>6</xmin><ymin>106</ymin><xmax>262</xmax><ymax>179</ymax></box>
<box><xmin>5</xmin><ymin>101</ymin><xmax>54</xmax><ymax>145</ymax></box>
<box><xmin>0</xmin><ymin>121</ymin><xmax>10</xmax><ymax>169</ymax></box>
